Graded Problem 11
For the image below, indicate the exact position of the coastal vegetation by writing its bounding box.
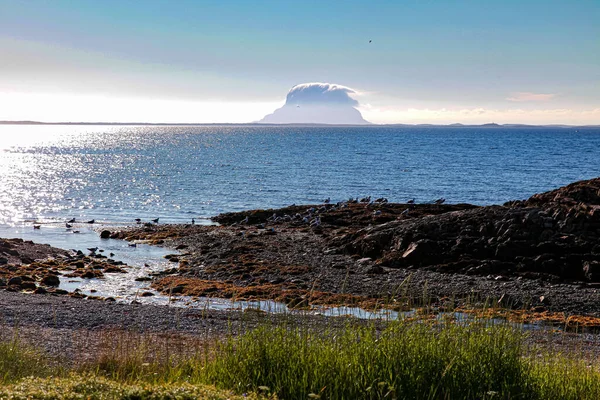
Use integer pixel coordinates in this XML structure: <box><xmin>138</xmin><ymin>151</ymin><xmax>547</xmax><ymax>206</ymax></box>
<box><xmin>2</xmin><ymin>315</ymin><xmax>600</xmax><ymax>399</ymax></box>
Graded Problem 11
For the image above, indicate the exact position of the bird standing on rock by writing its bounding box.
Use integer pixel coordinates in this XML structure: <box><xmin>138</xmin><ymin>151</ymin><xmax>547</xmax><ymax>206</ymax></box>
<box><xmin>152</xmin><ymin>218</ymin><xmax>159</xmax><ymax>223</ymax></box>
<box><xmin>87</xmin><ymin>219</ymin><xmax>95</xmax><ymax>224</ymax></box>
<box><xmin>434</xmin><ymin>198</ymin><xmax>446</xmax><ymax>205</ymax></box>
<box><xmin>67</xmin><ymin>218</ymin><xmax>76</xmax><ymax>223</ymax></box>
<box><xmin>65</xmin><ymin>223</ymin><xmax>72</xmax><ymax>228</ymax></box>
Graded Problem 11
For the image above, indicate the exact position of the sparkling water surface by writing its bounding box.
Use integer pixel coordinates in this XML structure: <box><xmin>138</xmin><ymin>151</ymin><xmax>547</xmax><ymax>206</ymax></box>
<box><xmin>1</xmin><ymin>124</ymin><xmax>598</xmax><ymax>227</ymax></box>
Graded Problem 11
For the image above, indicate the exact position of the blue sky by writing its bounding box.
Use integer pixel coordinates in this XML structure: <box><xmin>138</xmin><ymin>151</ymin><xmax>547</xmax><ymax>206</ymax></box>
<box><xmin>1</xmin><ymin>0</ymin><xmax>599</xmax><ymax>123</ymax></box>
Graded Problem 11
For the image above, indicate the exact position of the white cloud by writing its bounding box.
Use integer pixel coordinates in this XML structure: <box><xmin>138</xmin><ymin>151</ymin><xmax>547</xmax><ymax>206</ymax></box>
<box><xmin>284</xmin><ymin>83</ymin><xmax>359</xmax><ymax>106</ymax></box>
<box><xmin>260</xmin><ymin>82</ymin><xmax>369</xmax><ymax>124</ymax></box>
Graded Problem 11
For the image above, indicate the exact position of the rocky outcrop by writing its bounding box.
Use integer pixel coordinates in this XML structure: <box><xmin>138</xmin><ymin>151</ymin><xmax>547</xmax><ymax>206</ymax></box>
<box><xmin>339</xmin><ymin>178</ymin><xmax>600</xmax><ymax>281</ymax></box>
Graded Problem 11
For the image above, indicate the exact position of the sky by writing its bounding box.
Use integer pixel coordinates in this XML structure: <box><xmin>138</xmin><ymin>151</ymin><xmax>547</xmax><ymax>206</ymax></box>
<box><xmin>0</xmin><ymin>0</ymin><xmax>599</xmax><ymax>124</ymax></box>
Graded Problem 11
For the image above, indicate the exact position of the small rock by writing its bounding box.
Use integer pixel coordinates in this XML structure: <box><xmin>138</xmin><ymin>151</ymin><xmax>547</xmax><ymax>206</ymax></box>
<box><xmin>7</xmin><ymin>276</ymin><xmax>22</xmax><ymax>286</ymax></box>
<box><xmin>170</xmin><ymin>285</ymin><xmax>185</xmax><ymax>294</ymax></box>
<box><xmin>34</xmin><ymin>287</ymin><xmax>47</xmax><ymax>295</ymax></box>
<box><xmin>140</xmin><ymin>291</ymin><xmax>155</xmax><ymax>297</ymax></box>
<box><xmin>20</xmin><ymin>281</ymin><xmax>37</xmax><ymax>291</ymax></box>
<box><xmin>41</xmin><ymin>274</ymin><xmax>60</xmax><ymax>287</ymax></box>
<box><xmin>100</xmin><ymin>230</ymin><xmax>111</xmax><ymax>239</ymax></box>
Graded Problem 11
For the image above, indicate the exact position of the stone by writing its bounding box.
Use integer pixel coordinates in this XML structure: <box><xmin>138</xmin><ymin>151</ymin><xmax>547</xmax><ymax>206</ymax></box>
<box><xmin>7</xmin><ymin>276</ymin><xmax>22</xmax><ymax>286</ymax></box>
<box><xmin>170</xmin><ymin>285</ymin><xmax>185</xmax><ymax>294</ymax></box>
<box><xmin>20</xmin><ymin>281</ymin><xmax>37</xmax><ymax>290</ymax></box>
<box><xmin>100</xmin><ymin>230</ymin><xmax>111</xmax><ymax>239</ymax></box>
<box><xmin>41</xmin><ymin>274</ymin><xmax>60</xmax><ymax>287</ymax></box>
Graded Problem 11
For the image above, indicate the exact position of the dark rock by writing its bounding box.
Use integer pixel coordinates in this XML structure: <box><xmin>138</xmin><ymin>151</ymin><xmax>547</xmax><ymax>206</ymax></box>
<box><xmin>41</xmin><ymin>274</ymin><xmax>60</xmax><ymax>287</ymax></box>
<box><xmin>7</xmin><ymin>276</ymin><xmax>22</xmax><ymax>286</ymax></box>
<box><xmin>100</xmin><ymin>230</ymin><xmax>111</xmax><ymax>239</ymax></box>
<box><xmin>20</xmin><ymin>281</ymin><xmax>37</xmax><ymax>291</ymax></box>
<box><xmin>170</xmin><ymin>285</ymin><xmax>185</xmax><ymax>294</ymax></box>
<box><xmin>34</xmin><ymin>286</ymin><xmax>47</xmax><ymax>294</ymax></box>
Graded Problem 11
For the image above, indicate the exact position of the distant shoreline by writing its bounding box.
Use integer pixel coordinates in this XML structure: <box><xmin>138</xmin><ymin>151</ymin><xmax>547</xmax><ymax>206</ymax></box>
<box><xmin>1</xmin><ymin>121</ymin><xmax>599</xmax><ymax>129</ymax></box>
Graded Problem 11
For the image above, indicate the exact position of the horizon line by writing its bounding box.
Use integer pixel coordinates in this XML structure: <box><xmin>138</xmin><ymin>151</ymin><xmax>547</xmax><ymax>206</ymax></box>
<box><xmin>1</xmin><ymin>120</ymin><xmax>599</xmax><ymax>128</ymax></box>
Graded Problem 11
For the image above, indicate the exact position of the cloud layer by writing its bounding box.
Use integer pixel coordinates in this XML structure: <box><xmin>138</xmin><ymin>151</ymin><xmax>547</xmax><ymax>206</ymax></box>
<box><xmin>260</xmin><ymin>83</ymin><xmax>369</xmax><ymax>124</ymax></box>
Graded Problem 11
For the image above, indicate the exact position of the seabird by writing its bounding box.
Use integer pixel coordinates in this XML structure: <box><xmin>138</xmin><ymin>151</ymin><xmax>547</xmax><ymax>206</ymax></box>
<box><xmin>135</xmin><ymin>218</ymin><xmax>142</xmax><ymax>223</ymax></box>
<box><xmin>191</xmin><ymin>218</ymin><xmax>195</xmax><ymax>225</ymax></box>
<box><xmin>87</xmin><ymin>219</ymin><xmax>95</xmax><ymax>224</ymax></box>
<box><xmin>87</xmin><ymin>247</ymin><xmax>98</xmax><ymax>253</ymax></box>
<box><xmin>33</xmin><ymin>225</ymin><xmax>41</xmax><ymax>230</ymax></box>
<box><xmin>407</xmin><ymin>199</ymin><xmax>415</xmax><ymax>204</ymax></box>
<box><xmin>434</xmin><ymin>198</ymin><xmax>446</xmax><ymax>205</ymax></box>
<box><xmin>401</xmin><ymin>208</ymin><xmax>410</xmax><ymax>215</ymax></box>
<box><xmin>129</xmin><ymin>243</ymin><xmax>137</xmax><ymax>247</ymax></box>
<box><xmin>67</xmin><ymin>218</ymin><xmax>76</xmax><ymax>223</ymax></box>
<box><xmin>369</xmin><ymin>39</ymin><xmax>372</xmax><ymax>43</ymax></box>
<box><xmin>65</xmin><ymin>223</ymin><xmax>72</xmax><ymax>228</ymax></box>
<box><xmin>152</xmin><ymin>218</ymin><xmax>159</xmax><ymax>223</ymax></box>
<box><xmin>323</xmin><ymin>197</ymin><xmax>330</xmax><ymax>204</ymax></box>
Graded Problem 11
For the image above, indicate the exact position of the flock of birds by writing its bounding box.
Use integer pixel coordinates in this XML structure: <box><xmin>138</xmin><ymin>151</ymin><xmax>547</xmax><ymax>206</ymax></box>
<box><xmin>33</xmin><ymin>216</ymin><xmax>165</xmax><ymax>231</ymax></box>
<box><xmin>31</xmin><ymin>195</ymin><xmax>446</xmax><ymax>231</ymax></box>
<box><xmin>234</xmin><ymin>196</ymin><xmax>448</xmax><ymax>228</ymax></box>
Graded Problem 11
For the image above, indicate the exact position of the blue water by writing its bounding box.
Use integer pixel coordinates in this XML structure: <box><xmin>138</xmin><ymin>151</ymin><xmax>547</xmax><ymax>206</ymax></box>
<box><xmin>0</xmin><ymin>124</ymin><xmax>599</xmax><ymax>226</ymax></box>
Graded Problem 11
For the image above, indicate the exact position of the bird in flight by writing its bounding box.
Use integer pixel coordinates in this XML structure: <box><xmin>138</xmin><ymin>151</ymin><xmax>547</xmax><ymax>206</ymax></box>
<box><xmin>369</xmin><ymin>39</ymin><xmax>372</xmax><ymax>43</ymax></box>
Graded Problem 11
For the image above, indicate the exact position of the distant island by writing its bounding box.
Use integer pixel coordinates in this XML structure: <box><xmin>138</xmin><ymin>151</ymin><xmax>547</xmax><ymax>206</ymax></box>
<box><xmin>258</xmin><ymin>83</ymin><xmax>371</xmax><ymax>125</ymax></box>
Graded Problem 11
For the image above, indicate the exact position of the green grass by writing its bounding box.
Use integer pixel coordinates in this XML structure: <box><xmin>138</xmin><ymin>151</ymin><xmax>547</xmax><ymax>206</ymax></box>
<box><xmin>2</xmin><ymin>318</ymin><xmax>600</xmax><ymax>399</ymax></box>
<box><xmin>0</xmin><ymin>335</ymin><xmax>54</xmax><ymax>383</ymax></box>
<box><xmin>0</xmin><ymin>375</ymin><xmax>261</xmax><ymax>400</ymax></box>
<box><xmin>204</xmin><ymin>321</ymin><xmax>530</xmax><ymax>399</ymax></box>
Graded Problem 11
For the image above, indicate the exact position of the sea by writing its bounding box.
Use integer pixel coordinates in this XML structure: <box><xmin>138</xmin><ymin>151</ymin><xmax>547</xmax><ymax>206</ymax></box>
<box><xmin>0</xmin><ymin>124</ymin><xmax>598</xmax><ymax>310</ymax></box>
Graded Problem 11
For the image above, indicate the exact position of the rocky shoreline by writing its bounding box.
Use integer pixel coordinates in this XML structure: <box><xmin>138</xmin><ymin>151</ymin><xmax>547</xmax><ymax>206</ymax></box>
<box><xmin>1</xmin><ymin>178</ymin><xmax>600</xmax><ymax>326</ymax></box>
<box><xmin>102</xmin><ymin>177</ymin><xmax>600</xmax><ymax>319</ymax></box>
